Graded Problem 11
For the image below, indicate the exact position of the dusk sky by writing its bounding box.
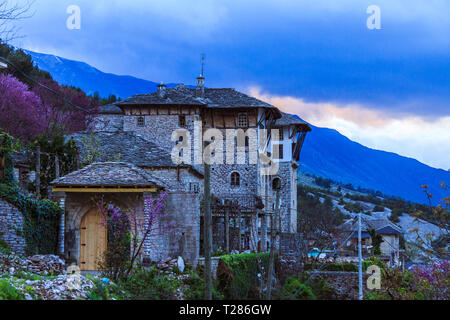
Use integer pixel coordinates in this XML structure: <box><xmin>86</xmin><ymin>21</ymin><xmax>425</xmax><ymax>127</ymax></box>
<box><xmin>11</xmin><ymin>0</ymin><xmax>450</xmax><ymax>170</ymax></box>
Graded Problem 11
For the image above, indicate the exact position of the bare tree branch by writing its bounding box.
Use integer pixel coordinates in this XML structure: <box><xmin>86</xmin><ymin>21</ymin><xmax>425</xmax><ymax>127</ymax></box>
<box><xmin>0</xmin><ymin>0</ymin><xmax>35</xmax><ymax>43</ymax></box>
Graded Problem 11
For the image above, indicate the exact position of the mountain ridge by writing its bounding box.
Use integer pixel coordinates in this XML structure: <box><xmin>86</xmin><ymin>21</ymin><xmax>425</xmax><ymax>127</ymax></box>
<box><xmin>24</xmin><ymin>50</ymin><xmax>182</xmax><ymax>98</ymax></box>
<box><xmin>298</xmin><ymin>118</ymin><xmax>449</xmax><ymax>205</ymax></box>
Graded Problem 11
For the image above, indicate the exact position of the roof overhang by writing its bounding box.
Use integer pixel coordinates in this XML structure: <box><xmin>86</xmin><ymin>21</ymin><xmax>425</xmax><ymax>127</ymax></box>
<box><xmin>52</xmin><ymin>185</ymin><xmax>160</xmax><ymax>193</ymax></box>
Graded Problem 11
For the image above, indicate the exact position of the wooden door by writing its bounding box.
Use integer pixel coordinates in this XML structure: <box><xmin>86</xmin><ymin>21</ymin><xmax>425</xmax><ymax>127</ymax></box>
<box><xmin>80</xmin><ymin>208</ymin><xmax>107</xmax><ymax>271</ymax></box>
<box><xmin>0</xmin><ymin>157</ymin><xmax>4</xmax><ymax>180</ymax></box>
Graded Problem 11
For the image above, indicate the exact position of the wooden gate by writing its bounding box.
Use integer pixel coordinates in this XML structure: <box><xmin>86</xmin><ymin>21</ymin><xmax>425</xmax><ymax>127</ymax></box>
<box><xmin>80</xmin><ymin>208</ymin><xmax>107</xmax><ymax>271</ymax></box>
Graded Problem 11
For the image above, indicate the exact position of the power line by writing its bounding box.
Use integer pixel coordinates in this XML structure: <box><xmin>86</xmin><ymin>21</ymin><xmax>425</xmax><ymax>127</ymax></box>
<box><xmin>0</xmin><ymin>56</ymin><xmax>91</xmax><ymax>113</ymax></box>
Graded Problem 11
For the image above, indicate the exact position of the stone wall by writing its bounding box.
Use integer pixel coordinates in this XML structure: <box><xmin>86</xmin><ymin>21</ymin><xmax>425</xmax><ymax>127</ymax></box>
<box><xmin>143</xmin><ymin>191</ymin><xmax>200</xmax><ymax>266</ymax></box>
<box><xmin>124</xmin><ymin>114</ymin><xmax>198</xmax><ymax>156</ymax></box>
<box><xmin>96</xmin><ymin>111</ymin><xmax>300</xmax><ymax>256</ymax></box>
<box><xmin>0</xmin><ymin>200</ymin><xmax>26</xmax><ymax>255</ymax></box>
<box><xmin>64</xmin><ymin>190</ymin><xmax>201</xmax><ymax>268</ymax></box>
<box><xmin>88</xmin><ymin>114</ymin><xmax>124</xmax><ymax>132</ymax></box>
<box><xmin>63</xmin><ymin>192</ymin><xmax>145</xmax><ymax>266</ymax></box>
<box><xmin>274</xmin><ymin>162</ymin><xmax>297</xmax><ymax>233</ymax></box>
<box><xmin>305</xmin><ymin>271</ymin><xmax>371</xmax><ymax>300</ymax></box>
<box><xmin>144</xmin><ymin>167</ymin><xmax>203</xmax><ymax>195</ymax></box>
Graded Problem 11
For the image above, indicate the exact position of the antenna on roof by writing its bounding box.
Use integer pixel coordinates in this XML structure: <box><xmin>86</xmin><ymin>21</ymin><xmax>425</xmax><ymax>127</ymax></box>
<box><xmin>201</xmin><ymin>53</ymin><xmax>205</xmax><ymax>77</ymax></box>
<box><xmin>196</xmin><ymin>54</ymin><xmax>206</xmax><ymax>97</ymax></box>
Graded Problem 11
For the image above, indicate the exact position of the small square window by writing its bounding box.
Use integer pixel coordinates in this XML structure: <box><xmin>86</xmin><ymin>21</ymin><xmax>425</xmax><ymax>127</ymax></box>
<box><xmin>231</xmin><ymin>172</ymin><xmax>240</xmax><ymax>186</ymax></box>
<box><xmin>237</xmin><ymin>113</ymin><xmax>249</xmax><ymax>128</ymax></box>
<box><xmin>137</xmin><ymin>116</ymin><xmax>145</xmax><ymax>127</ymax></box>
<box><xmin>189</xmin><ymin>182</ymin><xmax>200</xmax><ymax>193</ymax></box>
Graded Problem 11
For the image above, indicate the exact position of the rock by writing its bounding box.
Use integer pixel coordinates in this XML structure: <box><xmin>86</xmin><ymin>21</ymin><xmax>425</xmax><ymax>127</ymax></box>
<box><xmin>177</xmin><ymin>256</ymin><xmax>185</xmax><ymax>273</ymax></box>
<box><xmin>157</xmin><ymin>262</ymin><xmax>169</xmax><ymax>270</ymax></box>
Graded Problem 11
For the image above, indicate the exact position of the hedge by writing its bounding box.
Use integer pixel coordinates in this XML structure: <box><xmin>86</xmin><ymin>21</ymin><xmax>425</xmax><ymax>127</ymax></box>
<box><xmin>217</xmin><ymin>253</ymin><xmax>270</xmax><ymax>300</ymax></box>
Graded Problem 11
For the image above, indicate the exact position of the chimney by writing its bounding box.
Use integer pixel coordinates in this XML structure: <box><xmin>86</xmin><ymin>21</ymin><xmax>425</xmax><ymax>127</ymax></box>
<box><xmin>157</xmin><ymin>82</ymin><xmax>166</xmax><ymax>98</ymax></box>
<box><xmin>196</xmin><ymin>75</ymin><xmax>205</xmax><ymax>98</ymax></box>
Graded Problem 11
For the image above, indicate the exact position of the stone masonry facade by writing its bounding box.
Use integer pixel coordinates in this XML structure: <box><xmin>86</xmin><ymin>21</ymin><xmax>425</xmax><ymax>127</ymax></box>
<box><xmin>143</xmin><ymin>191</ymin><xmax>200</xmax><ymax>266</ymax></box>
<box><xmin>52</xmin><ymin>82</ymin><xmax>311</xmax><ymax>269</ymax></box>
<box><xmin>0</xmin><ymin>200</ymin><xmax>26</xmax><ymax>255</ymax></box>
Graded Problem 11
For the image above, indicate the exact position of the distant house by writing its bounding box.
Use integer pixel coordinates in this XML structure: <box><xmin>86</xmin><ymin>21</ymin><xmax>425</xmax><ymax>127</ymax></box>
<box><xmin>336</xmin><ymin>218</ymin><xmax>403</xmax><ymax>265</ymax></box>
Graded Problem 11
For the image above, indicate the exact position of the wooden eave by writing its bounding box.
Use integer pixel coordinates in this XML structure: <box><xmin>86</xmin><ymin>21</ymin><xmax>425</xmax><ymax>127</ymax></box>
<box><xmin>52</xmin><ymin>185</ymin><xmax>161</xmax><ymax>193</ymax></box>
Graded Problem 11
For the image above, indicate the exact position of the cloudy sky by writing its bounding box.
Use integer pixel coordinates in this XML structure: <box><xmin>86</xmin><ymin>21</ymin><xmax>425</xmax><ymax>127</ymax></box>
<box><xmin>10</xmin><ymin>0</ymin><xmax>450</xmax><ymax>169</ymax></box>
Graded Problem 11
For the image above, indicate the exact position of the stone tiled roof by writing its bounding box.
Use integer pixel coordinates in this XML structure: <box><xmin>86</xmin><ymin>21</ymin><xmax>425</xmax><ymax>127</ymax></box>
<box><xmin>68</xmin><ymin>131</ymin><xmax>173</xmax><ymax>168</ymax></box>
<box><xmin>67</xmin><ymin>131</ymin><xmax>203</xmax><ymax>176</ymax></box>
<box><xmin>376</xmin><ymin>226</ymin><xmax>403</xmax><ymax>235</ymax></box>
<box><xmin>51</xmin><ymin>162</ymin><xmax>166</xmax><ymax>188</ymax></box>
<box><xmin>275</xmin><ymin>112</ymin><xmax>312</xmax><ymax>131</ymax></box>
<box><xmin>365</xmin><ymin>219</ymin><xmax>403</xmax><ymax>234</ymax></box>
<box><xmin>116</xmin><ymin>85</ymin><xmax>278</xmax><ymax>110</ymax></box>
<box><xmin>98</xmin><ymin>104</ymin><xmax>124</xmax><ymax>114</ymax></box>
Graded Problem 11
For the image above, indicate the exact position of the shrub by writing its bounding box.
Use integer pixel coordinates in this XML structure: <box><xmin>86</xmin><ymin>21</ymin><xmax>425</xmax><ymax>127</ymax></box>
<box><xmin>368</xmin><ymin>229</ymin><xmax>383</xmax><ymax>255</ymax></box>
<box><xmin>0</xmin><ymin>279</ymin><xmax>24</xmax><ymax>300</ymax></box>
<box><xmin>213</xmin><ymin>247</ymin><xmax>226</xmax><ymax>257</ymax></box>
<box><xmin>217</xmin><ymin>253</ymin><xmax>270</xmax><ymax>300</ymax></box>
<box><xmin>182</xmin><ymin>270</ymin><xmax>224</xmax><ymax>300</ymax></box>
<box><xmin>0</xmin><ymin>183</ymin><xmax>61</xmax><ymax>255</ymax></box>
<box><xmin>0</xmin><ymin>239</ymin><xmax>9</xmax><ymax>252</ymax></box>
<box><xmin>389</xmin><ymin>208</ymin><xmax>403</xmax><ymax>223</ymax></box>
<box><xmin>364</xmin><ymin>291</ymin><xmax>390</xmax><ymax>300</ymax></box>
<box><xmin>0</xmin><ymin>132</ymin><xmax>62</xmax><ymax>255</ymax></box>
<box><xmin>299</xmin><ymin>274</ymin><xmax>335</xmax><ymax>299</ymax></box>
<box><xmin>279</xmin><ymin>277</ymin><xmax>316</xmax><ymax>300</ymax></box>
<box><xmin>98</xmin><ymin>206</ymin><xmax>131</xmax><ymax>280</ymax></box>
<box><xmin>86</xmin><ymin>276</ymin><xmax>123</xmax><ymax>300</ymax></box>
<box><xmin>373</xmin><ymin>205</ymin><xmax>385</xmax><ymax>212</ymax></box>
<box><xmin>344</xmin><ymin>202</ymin><xmax>363</xmax><ymax>213</ymax></box>
<box><xmin>117</xmin><ymin>266</ymin><xmax>180</xmax><ymax>300</ymax></box>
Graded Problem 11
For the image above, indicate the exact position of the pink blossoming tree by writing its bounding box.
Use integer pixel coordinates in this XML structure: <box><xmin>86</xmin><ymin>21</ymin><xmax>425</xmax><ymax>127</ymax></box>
<box><xmin>97</xmin><ymin>191</ymin><xmax>174</xmax><ymax>279</ymax></box>
<box><xmin>0</xmin><ymin>73</ymin><xmax>46</xmax><ymax>142</ymax></box>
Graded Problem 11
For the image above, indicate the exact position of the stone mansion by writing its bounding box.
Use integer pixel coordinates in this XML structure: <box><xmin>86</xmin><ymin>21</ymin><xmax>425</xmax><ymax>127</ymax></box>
<box><xmin>49</xmin><ymin>75</ymin><xmax>311</xmax><ymax>270</ymax></box>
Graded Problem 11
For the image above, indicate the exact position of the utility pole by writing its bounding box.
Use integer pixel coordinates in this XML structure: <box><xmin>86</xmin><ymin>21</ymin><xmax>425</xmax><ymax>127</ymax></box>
<box><xmin>358</xmin><ymin>211</ymin><xmax>363</xmax><ymax>300</ymax></box>
<box><xmin>224</xmin><ymin>200</ymin><xmax>230</xmax><ymax>254</ymax></box>
<box><xmin>35</xmin><ymin>145</ymin><xmax>41</xmax><ymax>199</ymax></box>
<box><xmin>266</xmin><ymin>187</ymin><xmax>280</xmax><ymax>300</ymax></box>
<box><xmin>203</xmin><ymin>140</ymin><xmax>212</xmax><ymax>300</ymax></box>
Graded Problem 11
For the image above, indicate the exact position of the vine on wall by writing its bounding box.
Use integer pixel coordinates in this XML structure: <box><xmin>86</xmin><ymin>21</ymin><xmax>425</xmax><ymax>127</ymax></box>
<box><xmin>0</xmin><ymin>132</ymin><xmax>62</xmax><ymax>255</ymax></box>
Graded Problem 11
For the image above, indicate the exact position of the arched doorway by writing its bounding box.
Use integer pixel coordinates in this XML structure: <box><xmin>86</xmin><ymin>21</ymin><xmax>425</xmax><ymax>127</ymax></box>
<box><xmin>80</xmin><ymin>208</ymin><xmax>107</xmax><ymax>271</ymax></box>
